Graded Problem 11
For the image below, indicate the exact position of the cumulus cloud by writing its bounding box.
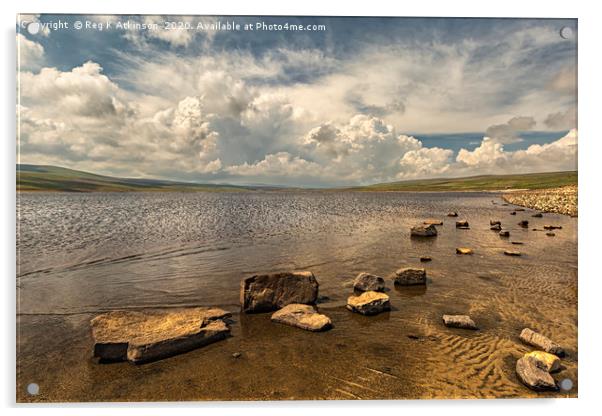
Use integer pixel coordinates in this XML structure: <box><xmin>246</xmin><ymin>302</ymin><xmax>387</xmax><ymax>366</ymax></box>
<box><xmin>484</xmin><ymin>116</ymin><xmax>537</xmax><ymax>145</ymax></box>
<box><xmin>17</xmin><ymin>34</ymin><xmax>44</xmax><ymax>71</ymax></box>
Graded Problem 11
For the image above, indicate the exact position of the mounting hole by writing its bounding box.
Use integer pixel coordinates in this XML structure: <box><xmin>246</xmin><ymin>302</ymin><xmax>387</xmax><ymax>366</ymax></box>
<box><xmin>559</xmin><ymin>26</ymin><xmax>573</xmax><ymax>40</ymax></box>
<box><xmin>27</xmin><ymin>383</ymin><xmax>39</xmax><ymax>395</ymax></box>
<box><xmin>559</xmin><ymin>378</ymin><xmax>573</xmax><ymax>391</ymax></box>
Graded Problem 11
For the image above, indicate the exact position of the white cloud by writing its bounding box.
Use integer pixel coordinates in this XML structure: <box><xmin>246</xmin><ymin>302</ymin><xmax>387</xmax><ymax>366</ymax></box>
<box><xmin>17</xmin><ymin>34</ymin><xmax>44</xmax><ymax>71</ymax></box>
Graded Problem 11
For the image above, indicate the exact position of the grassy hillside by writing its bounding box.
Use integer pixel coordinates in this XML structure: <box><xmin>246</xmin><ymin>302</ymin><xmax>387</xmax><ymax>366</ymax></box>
<box><xmin>349</xmin><ymin>171</ymin><xmax>577</xmax><ymax>192</ymax></box>
<box><xmin>17</xmin><ymin>165</ymin><xmax>253</xmax><ymax>192</ymax></box>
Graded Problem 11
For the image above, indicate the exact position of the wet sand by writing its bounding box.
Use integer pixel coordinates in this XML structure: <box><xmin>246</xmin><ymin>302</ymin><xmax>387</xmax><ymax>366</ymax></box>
<box><xmin>16</xmin><ymin>192</ymin><xmax>577</xmax><ymax>401</ymax></box>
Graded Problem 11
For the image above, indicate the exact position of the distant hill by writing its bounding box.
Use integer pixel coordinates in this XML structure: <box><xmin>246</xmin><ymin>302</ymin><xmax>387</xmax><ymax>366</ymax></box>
<box><xmin>348</xmin><ymin>171</ymin><xmax>577</xmax><ymax>192</ymax></box>
<box><xmin>16</xmin><ymin>164</ymin><xmax>254</xmax><ymax>192</ymax></box>
<box><xmin>17</xmin><ymin>164</ymin><xmax>577</xmax><ymax>193</ymax></box>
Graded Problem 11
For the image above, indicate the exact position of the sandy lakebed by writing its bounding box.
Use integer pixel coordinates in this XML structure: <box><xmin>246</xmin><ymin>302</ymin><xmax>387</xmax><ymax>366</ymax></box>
<box><xmin>16</xmin><ymin>190</ymin><xmax>577</xmax><ymax>401</ymax></box>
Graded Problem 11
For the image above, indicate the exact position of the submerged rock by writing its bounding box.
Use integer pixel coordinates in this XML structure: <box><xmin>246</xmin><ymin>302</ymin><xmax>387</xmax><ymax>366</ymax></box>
<box><xmin>519</xmin><ymin>328</ymin><xmax>565</xmax><ymax>357</ymax></box>
<box><xmin>546</xmin><ymin>232</ymin><xmax>556</xmax><ymax>237</ymax></box>
<box><xmin>490</xmin><ymin>220</ymin><xmax>502</xmax><ymax>226</ymax></box>
<box><xmin>490</xmin><ymin>223</ymin><xmax>502</xmax><ymax>231</ymax></box>
<box><xmin>504</xmin><ymin>250</ymin><xmax>522</xmax><ymax>256</ymax></box>
<box><xmin>411</xmin><ymin>223</ymin><xmax>438</xmax><ymax>237</ymax></box>
<box><xmin>447</xmin><ymin>212</ymin><xmax>459</xmax><ymax>217</ymax></box>
<box><xmin>518</xmin><ymin>220</ymin><xmax>529</xmax><ymax>228</ymax></box>
<box><xmin>525</xmin><ymin>350</ymin><xmax>561</xmax><ymax>373</ymax></box>
<box><xmin>511</xmin><ymin>241</ymin><xmax>524</xmax><ymax>245</ymax></box>
<box><xmin>455</xmin><ymin>220</ymin><xmax>469</xmax><ymax>229</ymax></box>
<box><xmin>420</xmin><ymin>256</ymin><xmax>432</xmax><ymax>262</ymax></box>
<box><xmin>353</xmin><ymin>272</ymin><xmax>385</xmax><ymax>292</ymax></box>
<box><xmin>392</xmin><ymin>267</ymin><xmax>427</xmax><ymax>286</ymax></box>
<box><xmin>271</xmin><ymin>304</ymin><xmax>332</xmax><ymax>332</ymax></box>
<box><xmin>544</xmin><ymin>225</ymin><xmax>563</xmax><ymax>230</ymax></box>
<box><xmin>91</xmin><ymin>307</ymin><xmax>231</xmax><ymax>364</ymax></box>
<box><xmin>499</xmin><ymin>230</ymin><xmax>510</xmax><ymax>237</ymax></box>
<box><xmin>423</xmin><ymin>219</ymin><xmax>443</xmax><ymax>226</ymax></box>
<box><xmin>442</xmin><ymin>314</ymin><xmax>478</xmax><ymax>329</ymax></box>
<box><xmin>516</xmin><ymin>355</ymin><xmax>558</xmax><ymax>391</ymax></box>
<box><xmin>346</xmin><ymin>291</ymin><xmax>391</xmax><ymax>315</ymax></box>
<box><xmin>240</xmin><ymin>271</ymin><xmax>319</xmax><ymax>313</ymax></box>
<box><xmin>456</xmin><ymin>247</ymin><xmax>473</xmax><ymax>255</ymax></box>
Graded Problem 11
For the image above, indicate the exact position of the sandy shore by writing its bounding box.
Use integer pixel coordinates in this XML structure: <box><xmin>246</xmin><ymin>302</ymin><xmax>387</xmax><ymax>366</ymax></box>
<box><xmin>502</xmin><ymin>185</ymin><xmax>577</xmax><ymax>216</ymax></box>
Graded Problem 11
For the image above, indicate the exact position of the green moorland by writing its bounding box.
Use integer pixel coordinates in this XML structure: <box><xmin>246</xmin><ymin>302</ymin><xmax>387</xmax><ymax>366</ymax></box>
<box><xmin>16</xmin><ymin>164</ymin><xmax>254</xmax><ymax>192</ymax></box>
<box><xmin>348</xmin><ymin>171</ymin><xmax>577</xmax><ymax>192</ymax></box>
<box><xmin>17</xmin><ymin>164</ymin><xmax>577</xmax><ymax>193</ymax></box>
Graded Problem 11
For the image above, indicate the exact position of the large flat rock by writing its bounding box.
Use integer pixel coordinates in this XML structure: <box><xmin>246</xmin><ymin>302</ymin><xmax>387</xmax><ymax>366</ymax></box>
<box><xmin>271</xmin><ymin>304</ymin><xmax>332</xmax><ymax>331</ymax></box>
<box><xmin>346</xmin><ymin>291</ymin><xmax>391</xmax><ymax>315</ymax></box>
<box><xmin>91</xmin><ymin>307</ymin><xmax>230</xmax><ymax>364</ymax></box>
<box><xmin>240</xmin><ymin>271</ymin><xmax>319</xmax><ymax>313</ymax></box>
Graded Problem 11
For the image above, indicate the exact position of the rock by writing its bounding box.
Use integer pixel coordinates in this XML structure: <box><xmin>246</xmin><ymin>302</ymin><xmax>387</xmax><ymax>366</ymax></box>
<box><xmin>411</xmin><ymin>223</ymin><xmax>438</xmax><ymax>237</ymax></box>
<box><xmin>504</xmin><ymin>250</ymin><xmax>522</xmax><ymax>256</ymax></box>
<box><xmin>515</xmin><ymin>208</ymin><xmax>526</xmax><ymax>211</ymax></box>
<box><xmin>232</xmin><ymin>352</ymin><xmax>242</xmax><ymax>358</ymax></box>
<box><xmin>510</xmin><ymin>211</ymin><xmax>517</xmax><ymax>215</ymax></box>
<box><xmin>532</xmin><ymin>213</ymin><xmax>544</xmax><ymax>218</ymax></box>
<box><xmin>518</xmin><ymin>220</ymin><xmax>529</xmax><ymax>228</ymax></box>
<box><xmin>516</xmin><ymin>355</ymin><xmax>558</xmax><ymax>391</ymax></box>
<box><xmin>423</xmin><ymin>219</ymin><xmax>443</xmax><ymax>226</ymax></box>
<box><xmin>544</xmin><ymin>225</ymin><xmax>563</xmax><ymax>230</ymax></box>
<box><xmin>499</xmin><ymin>230</ymin><xmax>510</xmax><ymax>237</ymax></box>
<box><xmin>91</xmin><ymin>307</ymin><xmax>231</xmax><ymax>364</ymax></box>
<box><xmin>525</xmin><ymin>351</ymin><xmax>561</xmax><ymax>373</ymax></box>
<box><xmin>392</xmin><ymin>267</ymin><xmax>427</xmax><ymax>286</ymax></box>
<box><xmin>442</xmin><ymin>314</ymin><xmax>478</xmax><ymax>330</ymax></box>
<box><xmin>456</xmin><ymin>247</ymin><xmax>473</xmax><ymax>255</ymax></box>
<box><xmin>490</xmin><ymin>220</ymin><xmax>501</xmax><ymax>226</ymax></box>
<box><xmin>240</xmin><ymin>271</ymin><xmax>319</xmax><ymax>313</ymax></box>
<box><xmin>519</xmin><ymin>328</ymin><xmax>565</xmax><ymax>356</ymax></box>
<box><xmin>490</xmin><ymin>223</ymin><xmax>502</xmax><ymax>231</ymax></box>
<box><xmin>271</xmin><ymin>304</ymin><xmax>332</xmax><ymax>331</ymax></box>
<box><xmin>511</xmin><ymin>241</ymin><xmax>524</xmax><ymax>245</ymax></box>
<box><xmin>346</xmin><ymin>291</ymin><xmax>391</xmax><ymax>315</ymax></box>
<box><xmin>455</xmin><ymin>220</ymin><xmax>469</xmax><ymax>229</ymax></box>
<box><xmin>353</xmin><ymin>272</ymin><xmax>385</xmax><ymax>292</ymax></box>
<box><xmin>546</xmin><ymin>232</ymin><xmax>556</xmax><ymax>237</ymax></box>
<box><xmin>447</xmin><ymin>212</ymin><xmax>458</xmax><ymax>217</ymax></box>
<box><xmin>420</xmin><ymin>256</ymin><xmax>432</xmax><ymax>262</ymax></box>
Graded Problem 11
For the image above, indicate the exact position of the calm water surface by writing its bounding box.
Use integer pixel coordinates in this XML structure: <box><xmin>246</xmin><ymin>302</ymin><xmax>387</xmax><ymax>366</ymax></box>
<box><xmin>16</xmin><ymin>191</ymin><xmax>578</xmax><ymax>401</ymax></box>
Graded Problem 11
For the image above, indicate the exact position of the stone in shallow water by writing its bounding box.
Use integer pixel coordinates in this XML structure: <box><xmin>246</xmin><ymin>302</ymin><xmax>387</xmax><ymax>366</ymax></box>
<box><xmin>546</xmin><ymin>232</ymin><xmax>556</xmax><ymax>237</ymax></box>
<box><xmin>456</xmin><ymin>247</ymin><xmax>473</xmax><ymax>255</ymax></box>
<box><xmin>519</xmin><ymin>328</ymin><xmax>565</xmax><ymax>357</ymax></box>
<box><xmin>392</xmin><ymin>267</ymin><xmax>426</xmax><ymax>286</ymax></box>
<box><xmin>271</xmin><ymin>303</ymin><xmax>332</xmax><ymax>331</ymax></box>
<box><xmin>516</xmin><ymin>355</ymin><xmax>558</xmax><ymax>391</ymax></box>
<box><xmin>525</xmin><ymin>350</ymin><xmax>561</xmax><ymax>373</ymax></box>
<box><xmin>499</xmin><ymin>230</ymin><xmax>510</xmax><ymax>237</ymax></box>
<box><xmin>423</xmin><ymin>218</ymin><xmax>443</xmax><ymax>226</ymax></box>
<box><xmin>455</xmin><ymin>220</ymin><xmax>469</xmax><ymax>228</ymax></box>
<box><xmin>490</xmin><ymin>220</ymin><xmax>501</xmax><ymax>226</ymax></box>
<box><xmin>420</xmin><ymin>256</ymin><xmax>432</xmax><ymax>262</ymax></box>
<box><xmin>544</xmin><ymin>225</ymin><xmax>563</xmax><ymax>230</ymax></box>
<box><xmin>532</xmin><ymin>213</ymin><xmax>544</xmax><ymax>218</ymax></box>
<box><xmin>490</xmin><ymin>223</ymin><xmax>502</xmax><ymax>231</ymax></box>
<box><xmin>240</xmin><ymin>271</ymin><xmax>319</xmax><ymax>313</ymax></box>
<box><xmin>346</xmin><ymin>291</ymin><xmax>391</xmax><ymax>315</ymax></box>
<box><xmin>504</xmin><ymin>250</ymin><xmax>522</xmax><ymax>256</ymax></box>
<box><xmin>518</xmin><ymin>220</ymin><xmax>529</xmax><ymax>228</ymax></box>
<box><xmin>91</xmin><ymin>307</ymin><xmax>231</xmax><ymax>364</ymax></box>
<box><xmin>442</xmin><ymin>314</ymin><xmax>478</xmax><ymax>330</ymax></box>
<box><xmin>447</xmin><ymin>212</ymin><xmax>458</xmax><ymax>217</ymax></box>
<box><xmin>353</xmin><ymin>272</ymin><xmax>385</xmax><ymax>292</ymax></box>
<box><xmin>410</xmin><ymin>224</ymin><xmax>438</xmax><ymax>237</ymax></box>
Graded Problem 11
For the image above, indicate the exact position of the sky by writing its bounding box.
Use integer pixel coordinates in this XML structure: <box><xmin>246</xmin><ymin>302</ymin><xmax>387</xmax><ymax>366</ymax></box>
<box><xmin>17</xmin><ymin>15</ymin><xmax>577</xmax><ymax>186</ymax></box>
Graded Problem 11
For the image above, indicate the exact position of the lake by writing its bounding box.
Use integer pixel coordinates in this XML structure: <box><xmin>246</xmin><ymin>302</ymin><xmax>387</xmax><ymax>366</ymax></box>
<box><xmin>16</xmin><ymin>191</ymin><xmax>578</xmax><ymax>401</ymax></box>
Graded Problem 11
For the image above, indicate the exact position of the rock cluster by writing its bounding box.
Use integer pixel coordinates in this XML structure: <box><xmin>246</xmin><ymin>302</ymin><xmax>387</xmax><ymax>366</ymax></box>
<box><xmin>502</xmin><ymin>185</ymin><xmax>577</xmax><ymax>216</ymax></box>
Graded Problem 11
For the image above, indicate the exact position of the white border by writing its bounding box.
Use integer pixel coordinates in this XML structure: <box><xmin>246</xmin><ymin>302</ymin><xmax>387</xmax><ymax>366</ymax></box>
<box><xmin>3</xmin><ymin>1</ymin><xmax>601</xmax><ymax>415</ymax></box>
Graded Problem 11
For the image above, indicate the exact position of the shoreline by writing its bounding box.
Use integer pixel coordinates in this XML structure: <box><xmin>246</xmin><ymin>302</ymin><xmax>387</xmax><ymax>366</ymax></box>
<box><xmin>502</xmin><ymin>185</ymin><xmax>577</xmax><ymax>216</ymax></box>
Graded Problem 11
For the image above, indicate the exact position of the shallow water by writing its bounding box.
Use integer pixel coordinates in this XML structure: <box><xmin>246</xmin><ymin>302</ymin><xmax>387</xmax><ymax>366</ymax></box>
<box><xmin>16</xmin><ymin>191</ymin><xmax>578</xmax><ymax>401</ymax></box>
